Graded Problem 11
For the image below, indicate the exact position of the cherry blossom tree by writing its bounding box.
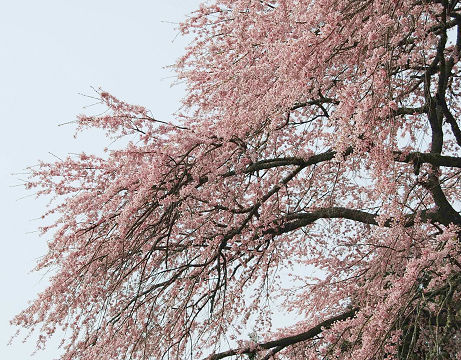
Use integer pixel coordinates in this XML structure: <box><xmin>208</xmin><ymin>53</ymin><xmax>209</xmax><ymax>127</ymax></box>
<box><xmin>12</xmin><ymin>0</ymin><xmax>461</xmax><ymax>359</ymax></box>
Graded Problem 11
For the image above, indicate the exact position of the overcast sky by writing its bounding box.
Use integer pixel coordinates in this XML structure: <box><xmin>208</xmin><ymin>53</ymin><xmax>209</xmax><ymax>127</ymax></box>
<box><xmin>0</xmin><ymin>1</ymin><xmax>200</xmax><ymax>358</ymax></box>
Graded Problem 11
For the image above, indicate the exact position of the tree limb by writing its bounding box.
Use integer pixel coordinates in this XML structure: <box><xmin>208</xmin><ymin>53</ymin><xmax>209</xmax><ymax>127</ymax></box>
<box><xmin>205</xmin><ymin>308</ymin><xmax>359</xmax><ymax>360</ymax></box>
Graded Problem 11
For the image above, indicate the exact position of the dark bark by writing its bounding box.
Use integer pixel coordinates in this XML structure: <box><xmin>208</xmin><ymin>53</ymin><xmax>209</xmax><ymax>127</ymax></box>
<box><xmin>205</xmin><ymin>308</ymin><xmax>358</xmax><ymax>360</ymax></box>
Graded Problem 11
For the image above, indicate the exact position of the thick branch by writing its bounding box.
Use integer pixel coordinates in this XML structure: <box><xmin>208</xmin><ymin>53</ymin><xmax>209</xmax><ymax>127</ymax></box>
<box><xmin>393</xmin><ymin>151</ymin><xmax>461</xmax><ymax>168</ymax></box>
<box><xmin>243</xmin><ymin>150</ymin><xmax>461</xmax><ymax>175</ymax></box>
<box><xmin>196</xmin><ymin>148</ymin><xmax>461</xmax><ymax>191</ymax></box>
<box><xmin>424</xmin><ymin>176</ymin><xmax>461</xmax><ymax>225</ymax></box>
<box><xmin>205</xmin><ymin>308</ymin><xmax>358</xmax><ymax>360</ymax></box>
<box><xmin>437</xmin><ymin>95</ymin><xmax>461</xmax><ymax>146</ymax></box>
<box><xmin>273</xmin><ymin>207</ymin><xmax>448</xmax><ymax>234</ymax></box>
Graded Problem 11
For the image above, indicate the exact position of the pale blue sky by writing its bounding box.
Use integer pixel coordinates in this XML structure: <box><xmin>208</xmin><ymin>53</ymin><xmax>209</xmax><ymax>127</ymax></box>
<box><xmin>0</xmin><ymin>1</ymin><xmax>200</xmax><ymax>358</ymax></box>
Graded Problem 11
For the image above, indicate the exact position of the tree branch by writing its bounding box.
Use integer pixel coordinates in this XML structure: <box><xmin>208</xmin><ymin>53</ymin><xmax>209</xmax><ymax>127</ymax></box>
<box><xmin>205</xmin><ymin>308</ymin><xmax>358</xmax><ymax>360</ymax></box>
<box><xmin>393</xmin><ymin>151</ymin><xmax>461</xmax><ymax>168</ymax></box>
<box><xmin>242</xmin><ymin>150</ymin><xmax>461</xmax><ymax>176</ymax></box>
<box><xmin>272</xmin><ymin>206</ymin><xmax>448</xmax><ymax>234</ymax></box>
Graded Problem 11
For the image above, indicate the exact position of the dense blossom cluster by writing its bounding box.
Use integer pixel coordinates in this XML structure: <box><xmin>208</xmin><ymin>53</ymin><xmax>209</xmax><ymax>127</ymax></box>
<box><xmin>12</xmin><ymin>0</ymin><xmax>461</xmax><ymax>359</ymax></box>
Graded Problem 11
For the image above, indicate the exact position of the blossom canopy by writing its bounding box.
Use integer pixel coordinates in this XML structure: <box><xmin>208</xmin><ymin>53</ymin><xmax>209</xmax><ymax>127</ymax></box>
<box><xmin>12</xmin><ymin>0</ymin><xmax>461</xmax><ymax>359</ymax></box>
